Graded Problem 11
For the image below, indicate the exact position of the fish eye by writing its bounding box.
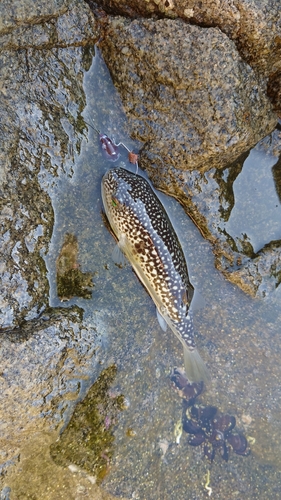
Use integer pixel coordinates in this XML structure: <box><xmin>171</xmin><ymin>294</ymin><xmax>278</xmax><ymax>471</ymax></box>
<box><xmin>111</xmin><ymin>196</ymin><xmax>119</xmax><ymax>207</ymax></box>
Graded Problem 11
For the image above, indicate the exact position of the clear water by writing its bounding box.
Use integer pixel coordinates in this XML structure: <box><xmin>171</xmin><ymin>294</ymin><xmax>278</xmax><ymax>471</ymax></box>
<box><xmin>222</xmin><ymin>148</ymin><xmax>281</xmax><ymax>253</ymax></box>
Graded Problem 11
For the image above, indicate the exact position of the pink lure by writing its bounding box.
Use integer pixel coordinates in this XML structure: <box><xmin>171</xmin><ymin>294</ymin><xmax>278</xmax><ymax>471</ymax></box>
<box><xmin>99</xmin><ymin>133</ymin><xmax>120</xmax><ymax>162</ymax></box>
<box><xmin>85</xmin><ymin>119</ymin><xmax>138</xmax><ymax>171</ymax></box>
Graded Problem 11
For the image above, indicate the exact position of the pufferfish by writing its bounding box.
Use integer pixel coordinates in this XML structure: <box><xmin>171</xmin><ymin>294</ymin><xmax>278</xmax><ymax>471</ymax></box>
<box><xmin>101</xmin><ymin>167</ymin><xmax>209</xmax><ymax>383</ymax></box>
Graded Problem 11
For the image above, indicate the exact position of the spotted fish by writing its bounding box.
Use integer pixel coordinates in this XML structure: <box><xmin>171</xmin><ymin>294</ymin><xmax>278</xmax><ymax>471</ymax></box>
<box><xmin>101</xmin><ymin>167</ymin><xmax>209</xmax><ymax>382</ymax></box>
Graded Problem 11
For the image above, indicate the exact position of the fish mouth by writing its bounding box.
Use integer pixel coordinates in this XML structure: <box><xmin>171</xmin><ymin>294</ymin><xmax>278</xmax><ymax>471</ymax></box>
<box><xmin>101</xmin><ymin>169</ymin><xmax>125</xmax><ymax>237</ymax></box>
<box><xmin>101</xmin><ymin>171</ymin><xmax>118</xmax><ymax>208</ymax></box>
<box><xmin>101</xmin><ymin>169</ymin><xmax>119</xmax><ymax>193</ymax></box>
<box><xmin>101</xmin><ymin>168</ymin><xmax>133</xmax><ymax>213</ymax></box>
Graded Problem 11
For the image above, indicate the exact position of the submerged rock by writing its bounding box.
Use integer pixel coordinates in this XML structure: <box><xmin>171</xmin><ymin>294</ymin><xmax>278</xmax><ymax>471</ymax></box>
<box><xmin>50</xmin><ymin>365</ymin><xmax>125</xmax><ymax>484</ymax></box>
<box><xmin>0</xmin><ymin>306</ymin><xmax>104</xmax><ymax>463</ymax></box>
<box><xmin>56</xmin><ymin>233</ymin><xmax>94</xmax><ymax>300</ymax></box>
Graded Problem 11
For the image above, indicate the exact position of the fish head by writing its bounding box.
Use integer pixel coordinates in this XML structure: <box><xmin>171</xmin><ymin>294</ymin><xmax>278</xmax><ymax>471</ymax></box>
<box><xmin>101</xmin><ymin>168</ymin><xmax>133</xmax><ymax>233</ymax></box>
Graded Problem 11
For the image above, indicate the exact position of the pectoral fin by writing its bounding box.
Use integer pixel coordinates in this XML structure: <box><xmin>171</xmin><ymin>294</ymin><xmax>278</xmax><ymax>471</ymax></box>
<box><xmin>112</xmin><ymin>244</ymin><xmax>126</xmax><ymax>267</ymax></box>
<box><xmin>156</xmin><ymin>308</ymin><xmax>168</xmax><ymax>332</ymax></box>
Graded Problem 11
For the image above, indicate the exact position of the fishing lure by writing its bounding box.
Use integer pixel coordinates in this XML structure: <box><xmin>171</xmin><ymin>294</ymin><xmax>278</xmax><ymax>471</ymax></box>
<box><xmin>85</xmin><ymin>119</ymin><xmax>139</xmax><ymax>172</ymax></box>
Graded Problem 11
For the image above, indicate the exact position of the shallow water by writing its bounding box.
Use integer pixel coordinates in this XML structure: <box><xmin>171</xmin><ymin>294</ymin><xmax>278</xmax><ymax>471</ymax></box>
<box><xmin>222</xmin><ymin>147</ymin><xmax>281</xmax><ymax>253</ymax></box>
<box><xmin>3</xmin><ymin>47</ymin><xmax>281</xmax><ymax>499</ymax></box>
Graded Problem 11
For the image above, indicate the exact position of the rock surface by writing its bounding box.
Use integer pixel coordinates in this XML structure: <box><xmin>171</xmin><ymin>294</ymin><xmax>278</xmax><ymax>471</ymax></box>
<box><xmin>92</xmin><ymin>0</ymin><xmax>281</xmax><ymax>78</ymax></box>
<box><xmin>0</xmin><ymin>0</ymin><xmax>69</xmax><ymax>35</ymax></box>
<box><xmin>0</xmin><ymin>0</ymin><xmax>98</xmax><ymax>329</ymax></box>
<box><xmin>100</xmin><ymin>17</ymin><xmax>275</xmax><ymax>174</ymax></box>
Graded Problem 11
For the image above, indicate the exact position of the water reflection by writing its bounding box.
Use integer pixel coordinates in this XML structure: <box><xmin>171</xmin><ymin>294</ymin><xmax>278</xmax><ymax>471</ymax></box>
<box><xmin>193</xmin><ymin>126</ymin><xmax>281</xmax><ymax>266</ymax></box>
<box><xmin>214</xmin><ymin>151</ymin><xmax>248</xmax><ymax>223</ymax></box>
<box><xmin>223</xmin><ymin>143</ymin><xmax>281</xmax><ymax>254</ymax></box>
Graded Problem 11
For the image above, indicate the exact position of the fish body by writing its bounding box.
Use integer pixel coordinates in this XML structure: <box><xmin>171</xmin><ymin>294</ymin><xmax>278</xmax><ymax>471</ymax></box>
<box><xmin>101</xmin><ymin>167</ymin><xmax>208</xmax><ymax>382</ymax></box>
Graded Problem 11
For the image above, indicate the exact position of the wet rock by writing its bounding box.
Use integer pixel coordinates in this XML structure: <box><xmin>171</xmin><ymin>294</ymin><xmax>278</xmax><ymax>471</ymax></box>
<box><xmin>0</xmin><ymin>487</ymin><xmax>11</xmax><ymax>500</ymax></box>
<box><xmin>1</xmin><ymin>1</ymin><xmax>97</xmax><ymax>50</ymax></box>
<box><xmin>100</xmin><ymin>17</ymin><xmax>276</xmax><ymax>179</ymax></box>
<box><xmin>268</xmin><ymin>70</ymin><xmax>281</xmax><ymax>116</ymax></box>
<box><xmin>92</xmin><ymin>0</ymin><xmax>281</xmax><ymax>78</ymax></box>
<box><xmin>0</xmin><ymin>0</ymin><xmax>99</xmax><ymax>328</ymax></box>
<box><xmin>183</xmin><ymin>126</ymin><xmax>281</xmax><ymax>297</ymax></box>
<box><xmin>0</xmin><ymin>306</ymin><xmax>104</xmax><ymax>463</ymax></box>
<box><xmin>0</xmin><ymin>0</ymin><xmax>68</xmax><ymax>35</ymax></box>
<box><xmin>222</xmin><ymin>240</ymin><xmax>281</xmax><ymax>298</ymax></box>
<box><xmin>250</xmin><ymin>413</ymin><xmax>281</xmax><ymax>466</ymax></box>
<box><xmin>1</xmin><ymin>2</ymin><xmax>281</xmax><ymax>498</ymax></box>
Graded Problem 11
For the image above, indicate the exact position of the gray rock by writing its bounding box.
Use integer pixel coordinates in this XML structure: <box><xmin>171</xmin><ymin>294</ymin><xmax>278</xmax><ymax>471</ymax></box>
<box><xmin>0</xmin><ymin>487</ymin><xmax>11</xmax><ymax>500</ymax></box>
<box><xmin>100</xmin><ymin>17</ymin><xmax>276</xmax><ymax>177</ymax></box>
<box><xmin>0</xmin><ymin>0</ymin><xmax>69</xmax><ymax>35</ymax></box>
<box><xmin>215</xmin><ymin>129</ymin><xmax>281</xmax><ymax>297</ymax></box>
<box><xmin>1</xmin><ymin>3</ymin><xmax>281</xmax><ymax>498</ymax></box>
<box><xmin>0</xmin><ymin>1</ymin><xmax>98</xmax><ymax>329</ymax></box>
<box><xmin>182</xmin><ymin>128</ymin><xmax>281</xmax><ymax>297</ymax></box>
<box><xmin>92</xmin><ymin>0</ymin><xmax>281</xmax><ymax>78</ymax></box>
<box><xmin>268</xmin><ymin>70</ymin><xmax>281</xmax><ymax>115</ymax></box>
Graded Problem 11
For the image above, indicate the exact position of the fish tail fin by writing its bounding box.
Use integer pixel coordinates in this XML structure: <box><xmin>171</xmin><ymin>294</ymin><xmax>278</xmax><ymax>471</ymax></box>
<box><xmin>183</xmin><ymin>346</ymin><xmax>209</xmax><ymax>383</ymax></box>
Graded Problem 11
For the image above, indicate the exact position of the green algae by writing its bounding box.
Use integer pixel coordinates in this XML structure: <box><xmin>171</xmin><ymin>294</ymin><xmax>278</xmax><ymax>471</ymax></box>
<box><xmin>50</xmin><ymin>365</ymin><xmax>125</xmax><ymax>484</ymax></box>
<box><xmin>56</xmin><ymin>233</ymin><xmax>94</xmax><ymax>300</ymax></box>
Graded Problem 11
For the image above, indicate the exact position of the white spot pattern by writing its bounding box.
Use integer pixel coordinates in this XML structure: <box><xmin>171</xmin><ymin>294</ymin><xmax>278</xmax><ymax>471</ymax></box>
<box><xmin>102</xmin><ymin>168</ymin><xmax>196</xmax><ymax>349</ymax></box>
